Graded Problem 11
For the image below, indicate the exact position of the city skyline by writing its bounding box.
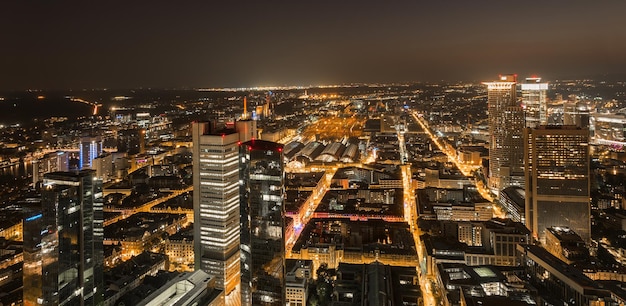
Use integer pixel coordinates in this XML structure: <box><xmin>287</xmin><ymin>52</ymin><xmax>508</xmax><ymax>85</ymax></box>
<box><xmin>3</xmin><ymin>2</ymin><xmax>626</xmax><ymax>304</ymax></box>
<box><xmin>2</xmin><ymin>1</ymin><xmax>626</xmax><ymax>90</ymax></box>
<box><xmin>3</xmin><ymin>71</ymin><xmax>626</xmax><ymax>305</ymax></box>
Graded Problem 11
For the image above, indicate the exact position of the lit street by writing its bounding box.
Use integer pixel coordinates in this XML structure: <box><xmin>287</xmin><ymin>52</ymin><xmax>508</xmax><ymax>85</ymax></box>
<box><xmin>409</xmin><ymin>111</ymin><xmax>506</xmax><ymax>218</ymax></box>
<box><xmin>285</xmin><ymin>167</ymin><xmax>337</xmax><ymax>257</ymax></box>
<box><xmin>398</xmin><ymin>125</ymin><xmax>442</xmax><ymax>306</ymax></box>
<box><xmin>103</xmin><ymin>186</ymin><xmax>193</xmax><ymax>226</ymax></box>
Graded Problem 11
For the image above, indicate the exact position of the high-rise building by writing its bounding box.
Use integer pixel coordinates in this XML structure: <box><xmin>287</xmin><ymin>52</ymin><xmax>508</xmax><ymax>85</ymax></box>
<box><xmin>590</xmin><ymin>111</ymin><xmax>626</xmax><ymax>147</ymax></box>
<box><xmin>80</xmin><ymin>136</ymin><xmax>103</xmax><ymax>169</ymax></box>
<box><xmin>524</xmin><ymin>126</ymin><xmax>590</xmax><ymax>243</ymax></box>
<box><xmin>483</xmin><ymin>75</ymin><xmax>525</xmax><ymax>194</ymax></box>
<box><xmin>23</xmin><ymin>207</ymin><xmax>44</xmax><ymax>306</ymax></box>
<box><xmin>563</xmin><ymin>95</ymin><xmax>590</xmax><ymax>128</ymax></box>
<box><xmin>235</xmin><ymin>119</ymin><xmax>257</xmax><ymax>143</ymax></box>
<box><xmin>23</xmin><ymin>170</ymin><xmax>104</xmax><ymax>306</ymax></box>
<box><xmin>117</xmin><ymin>128</ymin><xmax>145</xmax><ymax>155</ymax></box>
<box><xmin>521</xmin><ymin>77</ymin><xmax>549</xmax><ymax>128</ymax></box>
<box><xmin>239</xmin><ymin>140</ymin><xmax>285</xmax><ymax>306</ymax></box>
<box><xmin>192</xmin><ymin>122</ymin><xmax>242</xmax><ymax>295</ymax></box>
<box><xmin>92</xmin><ymin>153</ymin><xmax>113</xmax><ymax>182</ymax></box>
<box><xmin>192</xmin><ymin>120</ymin><xmax>257</xmax><ymax>296</ymax></box>
<box><xmin>32</xmin><ymin>151</ymin><xmax>69</xmax><ymax>184</ymax></box>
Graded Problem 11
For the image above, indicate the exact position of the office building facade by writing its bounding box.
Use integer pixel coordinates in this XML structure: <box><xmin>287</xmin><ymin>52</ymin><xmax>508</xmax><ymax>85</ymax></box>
<box><xmin>590</xmin><ymin>110</ymin><xmax>626</xmax><ymax>147</ymax></box>
<box><xmin>80</xmin><ymin>136</ymin><xmax>103</xmax><ymax>169</ymax></box>
<box><xmin>499</xmin><ymin>186</ymin><xmax>526</xmax><ymax>224</ymax></box>
<box><xmin>521</xmin><ymin>77</ymin><xmax>548</xmax><ymax>128</ymax></box>
<box><xmin>32</xmin><ymin>151</ymin><xmax>69</xmax><ymax>184</ymax></box>
<box><xmin>483</xmin><ymin>75</ymin><xmax>525</xmax><ymax>194</ymax></box>
<box><xmin>117</xmin><ymin>128</ymin><xmax>145</xmax><ymax>155</ymax></box>
<box><xmin>239</xmin><ymin>140</ymin><xmax>285</xmax><ymax>306</ymax></box>
<box><xmin>23</xmin><ymin>170</ymin><xmax>104</xmax><ymax>306</ymax></box>
<box><xmin>92</xmin><ymin>153</ymin><xmax>113</xmax><ymax>182</ymax></box>
<box><xmin>563</xmin><ymin>96</ymin><xmax>590</xmax><ymax>128</ymax></box>
<box><xmin>524</xmin><ymin>126</ymin><xmax>590</xmax><ymax>243</ymax></box>
<box><xmin>192</xmin><ymin>122</ymin><xmax>241</xmax><ymax>295</ymax></box>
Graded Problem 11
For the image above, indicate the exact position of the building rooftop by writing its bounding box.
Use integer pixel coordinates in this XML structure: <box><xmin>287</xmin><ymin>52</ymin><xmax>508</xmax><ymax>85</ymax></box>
<box><xmin>104</xmin><ymin>252</ymin><xmax>169</xmax><ymax>300</ymax></box>
<box><xmin>241</xmin><ymin>139</ymin><xmax>283</xmax><ymax>151</ymax></box>
<box><xmin>500</xmin><ymin>186</ymin><xmax>525</xmax><ymax>204</ymax></box>
<box><xmin>517</xmin><ymin>244</ymin><xmax>604</xmax><ymax>294</ymax></box>
<box><xmin>44</xmin><ymin>169</ymin><xmax>96</xmax><ymax>181</ymax></box>
<box><xmin>463</xmin><ymin>295</ymin><xmax>535</xmax><ymax>306</ymax></box>
<box><xmin>136</xmin><ymin>270</ymin><xmax>223</xmax><ymax>306</ymax></box>
<box><xmin>292</xmin><ymin>218</ymin><xmax>415</xmax><ymax>256</ymax></box>
<box><xmin>439</xmin><ymin>263</ymin><xmax>506</xmax><ymax>287</ymax></box>
<box><xmin>334</xmin><ymin>262</ymin><xmax>420</xmax><ymax>306</ymax></box>
<box><xmin>484</xmin><ymin>218</ymin><xmax>530</xmax><ymax>235</ymax></box>
<box><xmin>105</xmin><ymin>212</ymin><xmax>187</xmax><ymax>241</ymax></box>
<box><xmin>0</xmin><ymin>210</ymin><xmax>23</xmax><ymax>233</ymax></box>
<box><xmin>168</xmin><ymin>224</ymin><xmax>193</xmax><ymax>241</ymax></box>
<box><xmin>547</xmin><ymin>226</ymin><xmax>584</xmax><ymax>243</ymax></box>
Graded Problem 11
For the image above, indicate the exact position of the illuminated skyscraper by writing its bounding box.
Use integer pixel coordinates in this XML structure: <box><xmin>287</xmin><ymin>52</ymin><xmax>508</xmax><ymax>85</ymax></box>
<box><xmin>192</xmin><ymin>120</ymin><xmax>257</xmax><ymax>297</ymax></box>
<box><xmin>521</xmin><ymin>77</ymin><xmax>549</xmax><ymax>128</ymax></box>
<box><xmin>192</xmin><ymin>122</ymin><xmax>242</xmax><ymax>295</ymax></box>
<box><xmin>524</xmin><ymin>126</ymin><xmax>590</xmax><ymax>243</ymax></box>
<box><xmin>239</xmin><ymin>140</ymin><xmax>285</xmax><ymax>306</ymax></box>
<box><xmin>80</xmin><ymin>136</ymin><xmax>103</xmax><ymax>169</ymax></box>
<box><xmin>483</xmin><ymin>75</ymin><xmax>525</xmax><ymax>194</ymax></box>
<box><xmin>23</xmin><ymin>170</ymin><xmax>104</xmax><ymax>306</ymax></box>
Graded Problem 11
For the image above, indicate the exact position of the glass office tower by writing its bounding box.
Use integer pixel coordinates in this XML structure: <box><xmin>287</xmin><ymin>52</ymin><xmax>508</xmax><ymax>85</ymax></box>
<box><xmin>23</xmin><ymin>208</ymin><xmax>44</xmax><ymax>306</ymax></box>
<box><xmin>79</xmin><ymin>137</ymin><xmax>103</xmax><ymax>169</ymax></box>
<box><xmin>23</xmin><ymin>170</ymin><xmax>104</xmax><ymax>306</ymax></box>
<box><xmin>239</xmin><ymin>140</ymin><xmax>285</xmax><ymax>306</ymax></box>
<box><xmin>483</xmin><ymin>75</ymin><xmax>525</xmax><ymax>195</ymax></box>
<box><xmin>521</xmin><ymin>77</ymin><xmax>549</xmax><ymax>128</ymax></box>
<box><xmin>525</xmin><ymin>126</ymin><xmax>590</xmax><ymax>243</ymax></box>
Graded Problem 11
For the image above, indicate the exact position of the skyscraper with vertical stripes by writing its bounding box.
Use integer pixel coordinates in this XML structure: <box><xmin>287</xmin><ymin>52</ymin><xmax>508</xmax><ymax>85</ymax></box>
<box><xmin>192</xmin><ymin>120</ymin><xmax>257</xmax><ymax>297</ymax></box>
<box><xmin>483</xmin><ymin>75</ymin><xmax>525</xmax><ymax>195</ymax></box>
<box><xmin>521</xmin><ymin>77</ymin><xmax>549</xmax><ymax>128</ymax></box>
<box><xmin>79</xmin><ymin>136</ymin><xmax>103</xmax><ymax>169</ymax></box>
<box><xmin>192</xmin><ymin>122</ymin><xmax>241</xmax><ymax>296</ymax></box>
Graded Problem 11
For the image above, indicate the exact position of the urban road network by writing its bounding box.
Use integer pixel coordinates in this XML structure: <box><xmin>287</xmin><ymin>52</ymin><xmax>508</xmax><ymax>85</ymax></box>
<box><xmin>274</xmin><ymin>107</ymin><xmax>503</xmax><ymax>306</ymax></box>
<box><xmin>62</xmin><ymin>102</ymin><xmax>502</xmax><ymax>306</ymax></box>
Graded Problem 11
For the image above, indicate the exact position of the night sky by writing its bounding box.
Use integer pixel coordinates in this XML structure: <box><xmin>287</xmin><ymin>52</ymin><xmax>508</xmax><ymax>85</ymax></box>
<box><xmin>2</xmin><ymin>1</ymin><xmax>626</xmax><ymax>89</ymax></box>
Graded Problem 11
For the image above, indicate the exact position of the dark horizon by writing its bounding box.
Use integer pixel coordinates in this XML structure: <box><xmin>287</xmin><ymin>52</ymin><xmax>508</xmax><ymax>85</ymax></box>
<box><xmin>2</xmin><ymin>72</ymin><xmax>626</xmax><ymax>92</ymax></box>
<box><xmin>2</xmin><ymin>1</ymin><xmax>626</xmax><ymax>90</ymax></box>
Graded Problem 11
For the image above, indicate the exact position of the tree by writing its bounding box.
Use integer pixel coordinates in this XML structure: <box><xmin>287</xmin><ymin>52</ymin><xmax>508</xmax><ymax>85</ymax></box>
<box><xmin>316</xmin><ymin>281</ymin><xmax>331</xmax><ymax>304</ymax></box>
<box><xmin>308</xmin><ymin>295</ymin><xmax>320</xmax><ymax>306</ymax></box>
